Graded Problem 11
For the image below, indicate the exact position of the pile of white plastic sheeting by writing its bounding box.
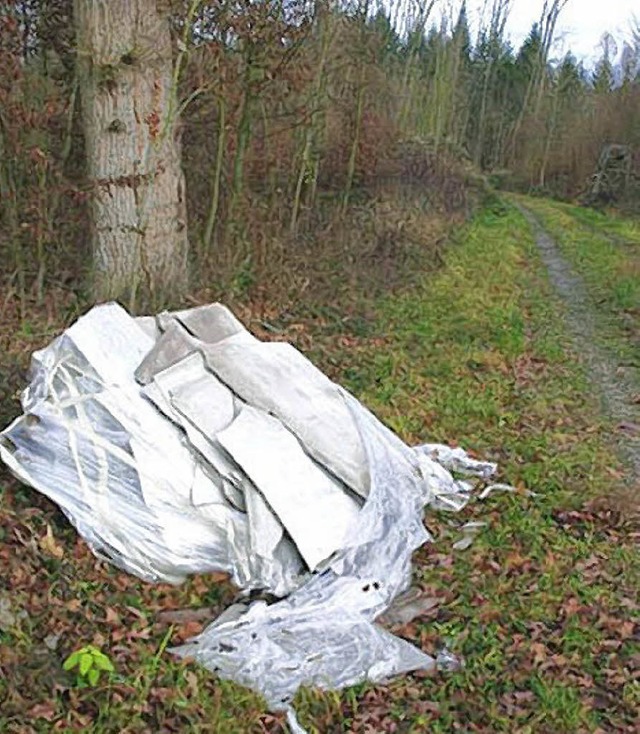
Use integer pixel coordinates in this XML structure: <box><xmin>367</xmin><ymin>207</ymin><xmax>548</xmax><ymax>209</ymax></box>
<box><xmin>0</xmin><ymin>302</ymin><xmax>500</xmax><ymax>732</ymax></box>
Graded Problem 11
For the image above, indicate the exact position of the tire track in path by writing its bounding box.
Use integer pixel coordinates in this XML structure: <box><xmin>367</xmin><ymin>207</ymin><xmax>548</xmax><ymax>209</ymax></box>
<box><xmin>517</xmin><ymin>203</ymin><xmax>640</xmax><ymax>485</ymax></box>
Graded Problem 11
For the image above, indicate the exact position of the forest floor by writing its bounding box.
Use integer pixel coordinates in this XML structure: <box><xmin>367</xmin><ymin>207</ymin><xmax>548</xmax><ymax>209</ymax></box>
<box><xmin>0</xmin><ymin>196</ymin><xmax>638</xmax><ymax>733</ymax></box>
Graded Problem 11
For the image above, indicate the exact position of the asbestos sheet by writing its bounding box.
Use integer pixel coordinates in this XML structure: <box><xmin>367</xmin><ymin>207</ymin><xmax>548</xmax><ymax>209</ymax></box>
<box><xmin>200</xmin><ymin>335</ymin><xmax>371</xmax><ymax>499</ymax></box>
<box><xmin>217</xmin><ymin>405</ymin><xmax>362</xmax><ymax>571</ymax></box>
<box><xmin>0</xmin><ymin>301</ymin><xmax>507</xmax><ymax>734</ymax></box>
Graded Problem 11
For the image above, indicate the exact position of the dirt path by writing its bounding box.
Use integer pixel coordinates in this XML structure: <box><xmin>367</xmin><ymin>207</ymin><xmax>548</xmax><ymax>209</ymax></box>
<box><xmin>517</xmin><ymin>203</ymin><xmax>640</xmax><ymax>485</ymax></box>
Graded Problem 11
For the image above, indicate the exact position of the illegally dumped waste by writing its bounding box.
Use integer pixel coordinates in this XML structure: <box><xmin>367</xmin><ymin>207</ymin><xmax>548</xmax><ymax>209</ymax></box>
<box><xmin>0</xmin><ymin>302</ymin><xmax>505</xmax><ymax>732</ymax></box>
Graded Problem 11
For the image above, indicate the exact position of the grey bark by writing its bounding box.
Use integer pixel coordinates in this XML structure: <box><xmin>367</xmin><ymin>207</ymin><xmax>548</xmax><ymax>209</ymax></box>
<box><xmin>74</xmin><ymin>0</ymin><xmax>189</xmax><ymax>306</ymax></box>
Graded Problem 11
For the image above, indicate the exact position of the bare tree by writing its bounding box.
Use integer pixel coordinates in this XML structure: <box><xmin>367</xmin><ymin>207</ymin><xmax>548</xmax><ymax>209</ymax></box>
<box><xmin>509</xmin><ymin>0</ymin><xmax>570</xmax><ymax>165</ymax></box>
<box><xmin>473</xmin><ymin>0</ymin><xmax>513</xmax><ymax>167</ymax></box>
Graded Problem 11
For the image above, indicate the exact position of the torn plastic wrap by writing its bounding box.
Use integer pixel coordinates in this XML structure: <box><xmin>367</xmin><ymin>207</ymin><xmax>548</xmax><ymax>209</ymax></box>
<box><xmin>0</xmin><ymin>302</ymin><xmax>502</xmax><ymax>732</ymax></box>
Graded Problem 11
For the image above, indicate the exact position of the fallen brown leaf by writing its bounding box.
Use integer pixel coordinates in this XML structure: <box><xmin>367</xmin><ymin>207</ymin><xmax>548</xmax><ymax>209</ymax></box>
<box><xmin>40</xmin><ymin>524</ymin><xmax>64</xmax><ymax>559</ymax></box>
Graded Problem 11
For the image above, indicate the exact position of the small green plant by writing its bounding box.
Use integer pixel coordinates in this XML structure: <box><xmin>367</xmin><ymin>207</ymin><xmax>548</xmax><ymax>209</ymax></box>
<box><xmin>63</xmin><ymin>645</ymin><xmax>115</xmax><ymax>687</ymax></box>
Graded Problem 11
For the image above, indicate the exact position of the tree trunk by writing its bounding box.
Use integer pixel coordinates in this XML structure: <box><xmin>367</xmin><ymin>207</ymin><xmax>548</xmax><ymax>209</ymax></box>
<box><xmin>342</xmin><ymin>61</ymin><xmax>366</xmax><ymax>212</ymax></box>
<box><xmin>74</xmin><ymin>0</ymin><xmax>188</xmax><ymax>308</ymax></box>
<box><xmin>202</xmin><ymin>95</ymin><xmax>226</xmax><ymax>256</ymax></box>
<box><xmin>226</xmin><ymin>39</ymin><xmax>255</xmax><ymax>252</ymax></box>
<box><xmin>539</xmin><ymin>85</ymin><xmax>560</xmax><ymax>189</ymax></box>
<box><xmin>474</xmin><ymin>59</ymin><xmax>493</xmax><ymax>169</ymax></box>
<box><xmin>291</xmin><ymin>2</ymin><xmax>331</xmax><ymax>233</ymax></box>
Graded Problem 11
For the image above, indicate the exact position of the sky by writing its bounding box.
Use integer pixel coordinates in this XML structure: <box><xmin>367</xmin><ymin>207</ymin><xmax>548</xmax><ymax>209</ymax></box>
<box><xmin>469</xmin><ymin>0</ymin><xmax>639</xmax><ymax>63</ymax></box>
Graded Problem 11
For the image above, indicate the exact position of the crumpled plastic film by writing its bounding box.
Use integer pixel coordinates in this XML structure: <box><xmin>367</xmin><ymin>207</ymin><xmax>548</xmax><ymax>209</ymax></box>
<box><xmin>0</xmin><ymin>302</ymin><xmax>502</xmax><ymax>733</ymax></box>
<box><xmin>172</xmin><ymin>389</ymin><xmax>437</xmax><ymax>727</ymax></box>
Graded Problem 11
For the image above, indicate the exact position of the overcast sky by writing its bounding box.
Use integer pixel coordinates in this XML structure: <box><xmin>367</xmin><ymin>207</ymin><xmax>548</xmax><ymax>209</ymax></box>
<box><xmin>464</xmin><ymin>0</ymin><xmax>638</xmax><ymax>63</ymax></box>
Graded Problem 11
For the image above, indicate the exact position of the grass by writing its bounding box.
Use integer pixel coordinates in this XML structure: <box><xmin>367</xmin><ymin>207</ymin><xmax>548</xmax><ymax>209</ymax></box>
<box><xmin>1</xmin><ymin>199</ymin><xmax>638</xmax><ymax>733</ymax></box>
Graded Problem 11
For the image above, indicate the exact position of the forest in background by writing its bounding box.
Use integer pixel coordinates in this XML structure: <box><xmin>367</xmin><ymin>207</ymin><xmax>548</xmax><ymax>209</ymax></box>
<box><xmin>1</xmin><ymin>0</ymin><xmax>639</xmax><ymax>312</ymax></box>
